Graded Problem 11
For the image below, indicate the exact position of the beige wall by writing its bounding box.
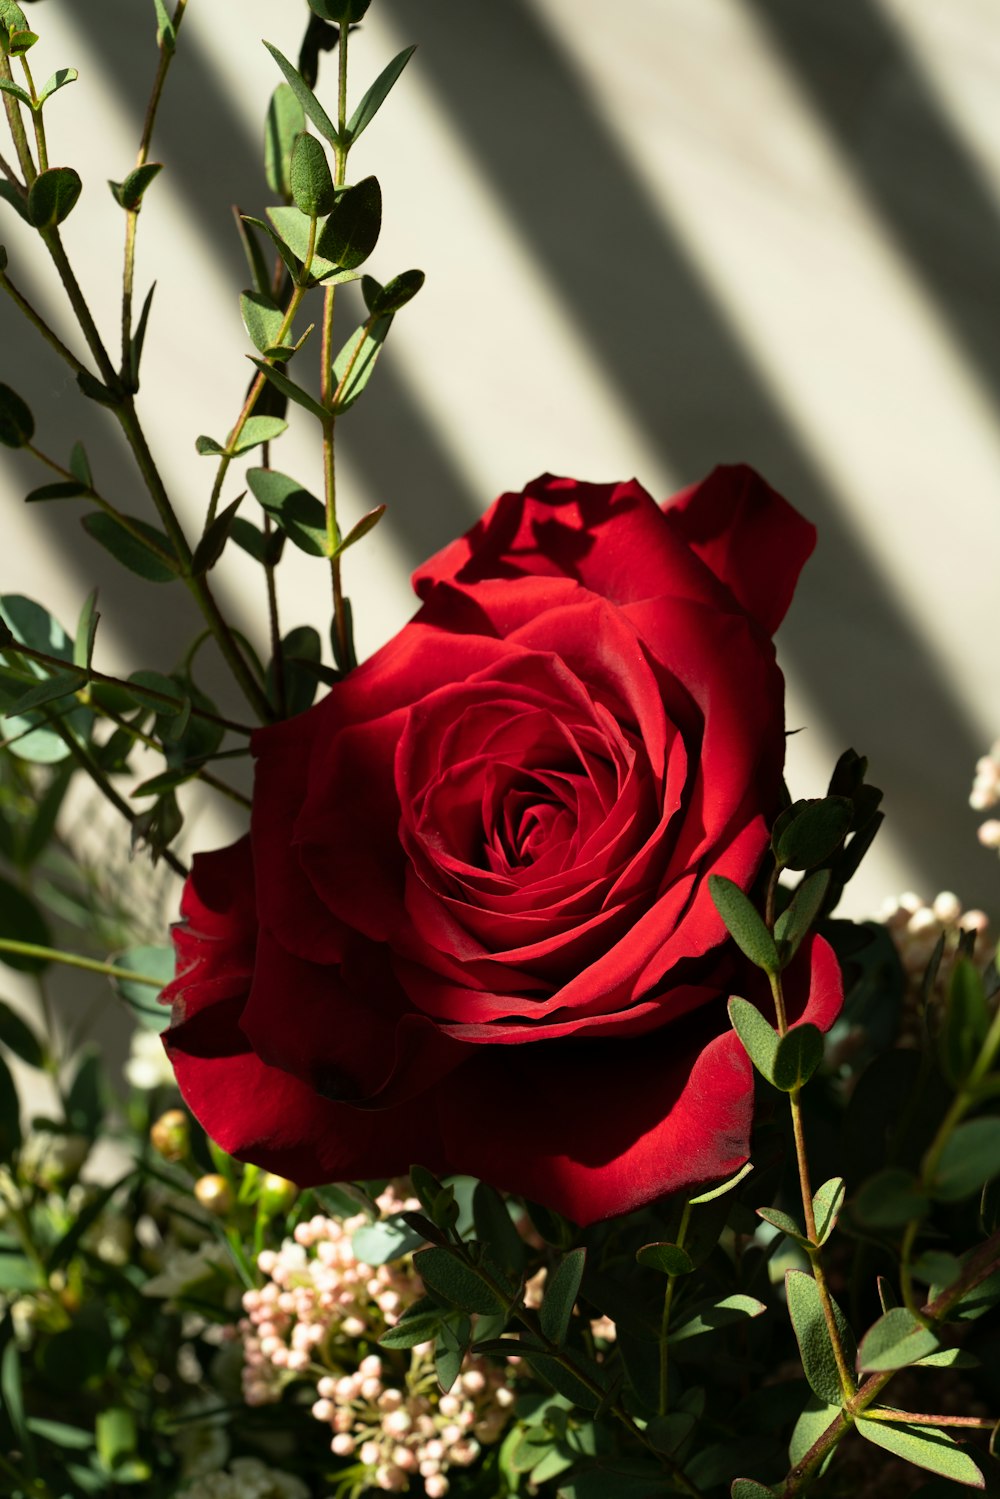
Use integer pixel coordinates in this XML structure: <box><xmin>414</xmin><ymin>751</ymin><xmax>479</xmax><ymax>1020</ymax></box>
<box><xmin>3</xmin><ymin>0</ymin><xmax>1000</xmax><ymax>975</ymax></box>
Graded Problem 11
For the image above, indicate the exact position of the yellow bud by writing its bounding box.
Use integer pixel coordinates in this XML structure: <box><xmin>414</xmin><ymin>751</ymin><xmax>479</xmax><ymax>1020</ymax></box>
<box><xmin>194</xmin><ymin>1173</ymin><xmax>233</xmax><ymax>1216</ymax></box>
<box><xmin>258</xmin><ymin>1172</ymin><xmax>298</xmax><ymax>1215</ymax></box>
<box><xmin>150</xmin><ymin>1108</ymin><xmax>190</xmax><ymax>1163</ymax></box>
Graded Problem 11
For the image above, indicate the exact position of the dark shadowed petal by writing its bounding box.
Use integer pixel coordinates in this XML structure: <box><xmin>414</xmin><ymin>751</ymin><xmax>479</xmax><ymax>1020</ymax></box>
<box><xmin>663</xmin><ymin>464</ymin><xmax>816</xmax><ymax>636</ymax></box>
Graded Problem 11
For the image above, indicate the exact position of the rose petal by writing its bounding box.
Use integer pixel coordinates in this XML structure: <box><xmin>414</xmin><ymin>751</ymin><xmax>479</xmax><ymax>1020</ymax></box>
<box><xmin>663</xmin><ymin>464</ymin><xmax>816</xmax><ymax>635</ymax></box>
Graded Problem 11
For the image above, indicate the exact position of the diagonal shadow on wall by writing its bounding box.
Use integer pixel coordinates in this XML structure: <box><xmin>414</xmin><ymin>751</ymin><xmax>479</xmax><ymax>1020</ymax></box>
<box><xmin>376</xmin><ymin>0</ymin><xmax>991</xmax><ymax>902</ymax></box>
<box><xmin>745</xmin><ymin>0</ymin><xmax>1000</xmax><ymax>426</ymax></box>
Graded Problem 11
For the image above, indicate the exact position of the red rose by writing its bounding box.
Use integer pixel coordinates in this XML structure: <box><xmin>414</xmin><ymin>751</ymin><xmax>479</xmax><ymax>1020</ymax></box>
<box><xmin>163</xmin><ymin>465</ymin><xmax>841</xmax><ymax>1225</ymax></box>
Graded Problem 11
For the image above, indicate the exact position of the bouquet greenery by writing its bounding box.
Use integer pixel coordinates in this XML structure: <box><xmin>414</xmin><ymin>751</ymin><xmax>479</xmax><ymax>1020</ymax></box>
<box><xmin>1</xmin><ymin>3</ymin><xmax>999</xmax><ymax>1496</ymax></box>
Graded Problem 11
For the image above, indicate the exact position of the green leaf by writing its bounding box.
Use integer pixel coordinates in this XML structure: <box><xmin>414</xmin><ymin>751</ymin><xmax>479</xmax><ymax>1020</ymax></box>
<box><xmin>265</xmin><ymin>204</ymin><xmax>355</xmax><ymax>284</ymax></box>
<box><xmin>333</xmin><ymin>504</ymin><xmax>385</xmax><ymax>558</ymax></box>
<box><xmin>811</xmin><ymin>1177</ymin><xmax>845</xmax><ymax>1246</ymax></box>
<box><xmin>521</xmin><ymin>1352</ymin><xmax>604</xmax><ymax>1412</ymax></box>
<box><xmin>774</xmin><ymin>869</ymin><xmax>831</xmax><ymax>963</ymax></box>
<box><xmin>635</xmin><ymin>1242</ymin><xmax>694</xmax><ymax>1275</ymax></box>
<box><xmin>379</xmin><ymin>1304</ymin><xmax>446</xmax><ymax>1349</ymax></box>
<box><xmin>247</xmin><ymin>468</ymin><xmax>328</xmax><ymax>556</ymax></box>
<box><xmin>307</xmin><ymin>0</ymin><xmax>371</xmax><ymax>24</ymax></box>
<box><xmin>470</xmin><ymin>1182</ymin><xmax>526</xmax><ymax>1274</ymax></box>
<box><xmin>27</xmin><ymin>166</ymin><xmax>82</xmax><ymax>228</ymax></box>
<box><xmin>0</xmin><ymin>76</ymin><xmax>30</xmax><ymax>106</ymax></box>
<box><xmin>81</xmin><ymin>512</ymin><xmax>179</xmax><ymax>582</ymax></box>
<box><xmin>434</xmin><ymin>1312</ymin><xmax>471</xmax><ymax>1394</ymax></box>
<box><xmin>242</xmin><ymin>211</ymin><xmax>303</xmax><ymax>282</ymax></box>
<box><xmin>25</xmin><ymin>480</ymin><xmax>86</xmax><ymax>503</ymax></box>
<box><xmin>152</xmin><ymin>0</ymin><xmax>175</xmax><ymax>50</ymax></box>
<box><xmin>772</xmin><ymin>1023</ymin><xmax>824</xmax><ymax>1092</ymax></box>
<box><xmin>362</xmin><ymin>267</ymin><xmax>425</xmax><ymax>315</ymax></box>
<box><xmin>6</xmin><ymin>28</ymin><xmax>36</xmax><ymax>56</ymax></box>
<box><xmin>669</xmin><ymin>1293</ymin><xmax>766</xmax><ymax>1343</ymax></box>
<box><xmin>941</xmin><ymin>959</ymin><xmax>990</xmax><ymax>1088</ymax></box>
<box><xmin>352</xmin><ymin>1215</ymin><xmax>426</xmax><ymax>1267</ymax></box>
<box><xmin>241</xmin><ymin>291</ymin><xmax>286</xmax><ymax>355</ymax></box>
<box><xmin>756</xmin><ymin>1206</ymin><xmax>807</xmax><ymax>1245</ymax></box>
<box><xmin>317</xmin><ymin>175</ymin><xmax>382</xmax><ymax>269</ymax></box>
<box><xmin>290</xmin><ymin>130</ymin><xmax>335</xmax><ymax>217</ymax></box>
<box><xmin>231</xmin><ymin>415</ymin><xmax>288</xmax><ymax>455</ymax></box>
<box><xmin>332</xmin><ymin>316</ymin><xmax>391</xmax><ymax>412</ymax></box>
<box><xmin>264</xmin><ymin>83</ymin><xmax>305</xmax><ymax>199</ymax></box>
<box><xmin>229</xmin><ymin>516</ymin><xmax>269</xmax><ymax>565</ymax></box>
<box><xmin>788</xmin><ymin>1396</ymin><xmax>841</xmax><ymax>1469</ymax></box>
<box><xmin>7</xmin><ymin>668</ymin><xmax>82</xmax><ymax>717</ymax></box>
<box><xmin>0</xmin><ymin>999</ymin><xmax>43</xmax><ymax>1067</ymax></box>
<box><xmin>413</xmin><ymin>1246</ymin><xmax>505</xmax><ymax>1315</ymax></box>
<box><xmin>854</xmin><ymin>1168</ymin><xmax>929</xmax><ymax>1229</ymax></box>
<box><xmin>856</xmin><ymin>1416</ymin><xmax>984</xmax><ymax>1487</ymax></box>
<box><xmin>540</xmin><ymin>1248</ymin><xmax>586</xmax><ymax>1345</ymax></box>
<box><xmin>26</xmin><ymin>1416</ymin><xmax>92</xmax><ymax>1449</ymax></box>
<box><xmin>931</xmin><ymin>1118</ymin><xmax>1000</xmax><ymax>1202</ymax></box>
<box><xmin>69</xmin><ymin>441</ymin><xmax>93</xmax><ymax>488</ymax></box>
<box><xmin>269</xmin><ymin>625</ymin><xmax>322</xmax><ymax>716</ymax></box>
<box><xmin>710</xmin><ymin>875</ymin><xmax>778</xmax><ymax>973</ymax></box>
<box><xmin>65</xmin><ymin>1047</ymin><xmax>102</xmax><ymax>1136</ymax></box>
<box><xmin>689</xmin><ymin>1161</ymin><xmax>754</xmax><ymax>1204</ymax></box>
<box><xmin>262</xmin><ymin>41</ymin><xmax>340</xmax><ymax>147</ymax></box>
<box><xmin>37</xmin><ymin>67</ymin><xmax>79</xmax><ymax>108</ymax></box>
<box><xmin>96</xmin><ymin>1407</ymin><xmax>138</xmax><ymax>1474</ymax></box>
<box><xmin>730</xmin><ymin>1481</ymin><xmax>776</xmax><ymax>1498</ymax></box>
<box><xmin>0</xmin><ymin>382</ymin><xmax>33</xmax><ymax>446</ymax></box>
<box><xmin>248</xmin><ymin>356</ymin><xmax>328</xmax><ymax>422</ymax></box>
<box><xmin>346</xmin><ymin>44</ymin><xmax>415</xmax><ymax>142</ymax></box>
<box><xmin>0</xmin><ymin>875</ymin><xmax>51</xmax><ymax>972</ymax></box>
<box><xmin>785</xmin><ymin>1269</ymin><xmax>856</xmax><ymax>1405</ymax></box>
<box><xmin>773</xmin><ymin>797</ymin><xmax>853</xmax><ymax>870</ymax></box>
<box><xmin>727</xmin><ymin>997</ymin><xmax>779</xmax><ymax>1083</ymax></box>
<box><xmin>0</xmin><ymin>1051</ymin><xmax>21</xmax><ymax>1158</ymax></box>
<box><xmin>110</xmin><ymin>946</ymin><xmax>173</xmax><ymax>1031</ymax></box>
<box><xmin>128</xmin><ymin>280</ymin><xmax>156</xmax><ymax>389</ymax></box>
<box><xmin>859</xmin><ymin>1307</ymin><xmax>941</xmax><ymax>1372</ymax></box>
<box><xmin>73</xmin><ymin>589</ymin><xmax>99</xmax><ymax>671</ymax></box>
<box><xmin>1</xmin><ymin>1334</ymin><xmax>29</xmax><ymax>1462</ymax></box>
<box><xmin>190</xmin><ymin>496</ymin><xmax>243</xmax><ymax>577</ymax></box>
<box><xmin>233</xmin><ymin>210</ymin><xmax>271</xmax><ymax>298</ymax></box>
<box><xmin>914</xmin><ymin>1347</ymin><xmax>980</xmax><ymax>1369</ymax></box>
<box><xmin>109</xmin><ymin>162</ymin><xmax>162</xmax><ymax>211</ymax></box>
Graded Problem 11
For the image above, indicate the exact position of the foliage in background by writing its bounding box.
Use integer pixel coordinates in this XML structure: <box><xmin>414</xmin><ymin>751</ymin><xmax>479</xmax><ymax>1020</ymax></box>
<box><xmin>0</xmin><ymin>0</ymin><xmax>998</xmax><ymax>1496</ymax></box>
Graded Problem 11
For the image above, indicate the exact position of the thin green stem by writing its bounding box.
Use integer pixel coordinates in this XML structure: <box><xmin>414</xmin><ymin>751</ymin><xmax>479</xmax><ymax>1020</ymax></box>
<box><xmin>0</xmin><ymin>52</ymin><xmax>34</xmax><ymax>182</ymax></box>
<box><xmin>0</xmin><ymin>144</ymin><xmax>21</xmax><ymax>182</ymax></box>
<box><xmin>2</xmin><ymin>639</ymin><xmax>255</xmax><ymax>735</ymax></box>
<box><xmin>18</xmin><ymin>53</ymin><xmax>46</xmax><ymax>171</ymax></box>
<box><xmin>768</xmin><ymin>968</ymin><xmax>855</xmax><ymax>1403</ymax></box>
<box><xmin>658</xmin><ymin>1197</ymin><xmax>692</xmax><ymax>1416</ymax></box>
<box><xmin>205</xmin><ymin>279</ymin><xmax>309</xmax><ymax>526</ymax></box>
<box><xmin>122</xmin><ymin>0</ymin><xmax>189</xmax><ymax>368</ymax></box>
<box><xmin>319</xmin><ymin>22</ymin><xmax>352</xmax><ymax>670</ymax></box>
<box><xmin>41</xmin><ymin>227</ymin><xmax>118</xmax><ymax>384</ymax></box>
<box><xmin>0</xmin><ymin>938</ymin><xmax>163</xmax><ymax>986</ymax></box>
<box><xmin>0</xmin><ymin>270</ymin><xmax>89</xmax><ymax>374</ymax></box>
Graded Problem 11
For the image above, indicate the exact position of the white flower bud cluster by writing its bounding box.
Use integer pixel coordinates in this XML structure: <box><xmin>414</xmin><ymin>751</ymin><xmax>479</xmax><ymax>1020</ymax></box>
<box><xmin>880</xmin><ymin>891</ymin><xmax>991</xmax><ymax>1001</ymax></box>
<box><xmin>971</xmin><ymin>742</ymin><xmax>1000</xmax><ymax>850</ymax></box>
<box><xmin>313</xmin><ymin>1351</ymin><xmax>513</xmax><ymax>1495</ymax></box>
<box><xmin>233</xmin><ymin>1183</ymin><xmax>516</xmax><ymax>1494</ymax></box>
<box><xmin>174</xmin><ymin>1454</ymin><xmax>309</xmax><ymax>1499</ymax></box>
<box><xmin>237</xmin><ymin>1184</ymin><xmax>421</xmax><ymax>1405</ymax></box>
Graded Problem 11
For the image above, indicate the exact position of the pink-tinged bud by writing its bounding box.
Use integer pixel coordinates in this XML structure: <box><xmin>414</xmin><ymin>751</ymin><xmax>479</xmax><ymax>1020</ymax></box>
<box><xmin>342</xmin><ymin>1316</ymin><xmax>366</xmax><ymax>1338</ymax></box>
<box><xmin>257</xmin><ymin>1250</ymin><xmax>278</xmax><ymax>1275</ymax></box>
<box><xmin>438</xmin><ymin>1396</ymin><xmax>460</xmax><ymax>1419</ymax></box>
<box><xmin>393</xmin><ymin>1447</ymin><xmax>417</xmax><ymax>1472</ymax></box>
<box><xmin>360</xmin><ymin>1440</ymin><xmax>381</xmax><ymax>1467</ymax></box>
<box><xmin>377</xmin><ymin>1389</ymin><xmax>403</xmax><ymax>1412</ymax></box>
<box><xmin>286</xmin><ymin>1349</ymin><xmax>310</xmax><ymax>1371</ymax></box>
<box><xmin>312</xmin><ymin>1399</ymin><xmax>335</xmax><ymax>1422</ymax></box>
<box><xmin>383</xmin><ymin>1409</ymin><xmax>412</xmax><ymax>1436</ymax></box>
<box><xmin>193</xmin><ymin>1173</ymin><xmax>232</xmax><ymax>1215</ymax></box>
<box><xmin>331</xmin><ymin>1433</ymin><xmax>356</xmax><ymax>1456</ymax></box>
<box><xmin>449</xmin><ymin>1439</ymin><xmax>480</xmax><ymax>1466</ymax></box>
<box><xmin>979</xmin><ymin>820</ymin><xmax>1000</xmax><ymax>849</ymax></box>
<box><xmin>317</xmin><ymin>1375</ymin><xmax>337</xmax><ymax>1398</ymax></box>
<box><xmin>461</xmin><ymin>1369</ymin><xmax>486</xmax><ymax>1394</ymax></box>
<box><xmin>361</xmin><ymin>1376</ymin><xmax>382</xmax><ymax>1400</ymax></box>
<box><xmin>375</xmin><ymin>1466</ymin><xmax>407</xmax><ymax>1492</ymax></box>
<box><xmin>359</xmin><ymin>1354</ymin><xmax>383</xmax><ymax>1377</ymax></box>
<box><xmin>333</xmin><ymin>1409</ymin><xmax>354</xmax><ymax>1434</ymax></box>
<box><xmin>424</xmin><ymin>1476</ymin><xmax>450</xmax><ymax>1498</ymax></box>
